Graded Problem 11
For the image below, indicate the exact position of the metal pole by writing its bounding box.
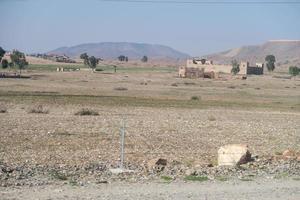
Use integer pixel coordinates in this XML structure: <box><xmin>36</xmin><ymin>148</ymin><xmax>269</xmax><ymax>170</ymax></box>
<box><xmin>120</xmin><ymin>118</ymin><xmax>125</xmax><ymax>169</ymax></box>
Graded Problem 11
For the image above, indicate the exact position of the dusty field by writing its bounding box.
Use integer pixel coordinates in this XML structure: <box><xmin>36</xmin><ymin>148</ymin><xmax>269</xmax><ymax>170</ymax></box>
<box><xmin>0</xmin><ymin>67</ymin><xmax>300</xmax><ymax>190</ymax></box>
<box><xmin>1</xmin><ymin>179</ymin><xmax>300</xmax><ymax>200</ymax></box>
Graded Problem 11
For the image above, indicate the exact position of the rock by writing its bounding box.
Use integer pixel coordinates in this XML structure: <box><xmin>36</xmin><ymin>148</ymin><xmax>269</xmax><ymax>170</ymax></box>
<box><xmin>147</xmin><ymin>158</ymin><xmax>167</xmax><ymax>172</ymax></box>
<box><xmin>218</xmin><ymin>144</ymin><xmax>252</xmax><ymax>166</ymax></box>
<box><xmin>185</xmin><ymin>169</ymin><xmax>196</xmax><ymax>176</ymax></box>
<box><xmin>282</xmin><ymin>150</ymin><xmax>297</xmax><ymax>159</ymax></box>
<box><xmin>109</xmin><ymin>168</ymin><xmax>134</xmax><ymax>175</ymax></box>
<box><xmin>297</xmin><ymin>156</ymin><xmax>300</xmax><ymax>162</ymax></box>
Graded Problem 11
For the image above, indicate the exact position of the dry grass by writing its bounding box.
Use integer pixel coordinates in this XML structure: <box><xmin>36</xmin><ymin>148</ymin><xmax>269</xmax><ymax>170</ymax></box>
<box><xmin>0</xmin><ymin>67</ymin><xmax>299</xmax><ymax>168</ymax></box>
<box><xmin>28</xmin><ymin>105</ymin><xmax>49</xmax><ymax>114</ymax></box>
<box><xmin>75</xmin><ymin>108</ymin><xmax>99</xmax><ymax>116</ymax></box>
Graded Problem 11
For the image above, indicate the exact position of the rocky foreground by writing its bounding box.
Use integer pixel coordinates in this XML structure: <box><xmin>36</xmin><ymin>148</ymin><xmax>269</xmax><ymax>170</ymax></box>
<box><xmin>1</xmin><ymin>152</ymin><xmax>299</xmax><ymax>188</ymax></box>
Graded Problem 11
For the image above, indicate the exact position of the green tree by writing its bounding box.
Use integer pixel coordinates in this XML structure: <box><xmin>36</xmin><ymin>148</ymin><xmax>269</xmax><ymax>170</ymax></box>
<box><xmin>88</xmin><ymin>56</ymin><xmax>98</xmax><ymax>70</ymax></box>
<box><xmin>10</xmin><ymin>50</ymin><xmax>28</xmax><ymax>74</ymax></box>
<box><xmin>118</xmin><ymin>55</ymin><xmax>126</xmax><ymax>62</ymax></box>
<box><xmin>1</xmin><ymin>59</ymin><xmax>8</xmax><ymax>69</ymax></box>
<box><xmin>289</xmin><ymin>66</ymin><xmax>299</xmax><ymax>76</ymax></box>
<box><xmin>80</xmin><ymin>53</ymin><xmax>89</xmax><ymax>65</ymax></box>
<box><xmin>200</xmin><ymin>58</ymin><xmax>206</xmax><ymax>64</ymax></box>
<box><xmin>0</xmin><ymin>47</ymin><xmax>5</xmax><ymax>62</ymax></box>
<box><xmin>265</xmin><ymin>55</ymin><xmax>276</xmax><ymax>72</ymax></box>
<box><xmin>231</xmin><ymin>59</ymin><xmax>240</xmax><ymax>75</ymax></box>
<box><xmin>141</xmin><ymin>55</ymin><xmax>148</xmax><ymax>63</ymax></box>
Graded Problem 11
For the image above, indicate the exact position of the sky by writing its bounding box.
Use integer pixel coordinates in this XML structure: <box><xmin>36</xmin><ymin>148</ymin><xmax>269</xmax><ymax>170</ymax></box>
<box><xmin>0</xmin><ymin>0</ymin><xmax>300</xmax><ymax>56</ymax></box>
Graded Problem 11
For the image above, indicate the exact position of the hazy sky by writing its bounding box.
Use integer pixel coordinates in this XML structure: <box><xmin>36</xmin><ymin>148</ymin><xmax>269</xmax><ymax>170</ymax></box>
<box><xmin>0</xmin><ymin>0</ymin><xmax>300</xmax><ymax>56</ymax></box>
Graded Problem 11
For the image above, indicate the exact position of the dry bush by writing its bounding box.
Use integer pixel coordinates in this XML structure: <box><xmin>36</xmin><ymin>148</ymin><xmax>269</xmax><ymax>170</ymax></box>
<box><xmin>171</xmin><ymin>83</ymin><xmax>178</xmax><ymax>87</ymax></box>
<box><xmin>28</xmin><ymin>105</ymin><xmax>49</xmax><ymax>114</ymax></box>
<box><xmin>114</xmin><ymin>87</ymin><xmax>128</xmax><ymax>91</ymax></box>
<box><xmin>75</xmin><ymin>108</ymin><xmax>99</xmax><ymax>116</ymax></box>
<box><xmin>208</xmin><ymin>116</ymin><xmax>216</xmax><ymax>121</ymax></box>
<box><xmin>0</xmin><ymin>106</ymin><xmax>7</xmax><ymax>113</ymax></box>
<box><xmin>184</xmin><ymin>82</ymin><xmax>196</xmax><ymax>85</ymax></box>
<box><xmin>191</xmin><ymin>96</ymin><xmax>200</xmax><ymax>101</ymax></box>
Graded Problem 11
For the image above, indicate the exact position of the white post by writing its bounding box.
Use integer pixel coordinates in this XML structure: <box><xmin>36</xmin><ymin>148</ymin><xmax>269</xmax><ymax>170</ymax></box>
<box><xmin>120</xmin><ymin>118</ymin><xmax>125</xmax><ymax>169</ymax></box>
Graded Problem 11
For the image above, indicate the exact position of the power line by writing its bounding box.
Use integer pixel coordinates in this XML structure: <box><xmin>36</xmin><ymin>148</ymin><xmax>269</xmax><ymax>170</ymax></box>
<box><xmin>99</xmin><ymin>0</ymin><xmax>300</xmax><ymax>4</ymax></box>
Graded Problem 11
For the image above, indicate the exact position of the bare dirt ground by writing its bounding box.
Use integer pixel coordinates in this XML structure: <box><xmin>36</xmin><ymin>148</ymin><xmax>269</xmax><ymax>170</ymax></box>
<box><xmin>1</xmin><ymin>179</ymin><xmax>300</xmax><ymax>200</ymax></box>
<box><xmin>0</xmin><ymin>67</ymin><xmax>300</xmax><ymax>198</ymax></box>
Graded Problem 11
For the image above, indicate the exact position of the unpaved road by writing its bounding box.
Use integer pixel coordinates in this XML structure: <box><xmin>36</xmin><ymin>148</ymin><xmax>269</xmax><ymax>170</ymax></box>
<box><xmin>1</xmin><ymin>179</ymin><xmax>300</xmax><ymax>200</ymax></box>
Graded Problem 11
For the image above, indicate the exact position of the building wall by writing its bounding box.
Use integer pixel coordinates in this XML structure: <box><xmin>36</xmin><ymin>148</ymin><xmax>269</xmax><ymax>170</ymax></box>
<box><xmin>186</xmin><ymin>59</ymin><xmax>247</xmax><ymax>75</ymax></box>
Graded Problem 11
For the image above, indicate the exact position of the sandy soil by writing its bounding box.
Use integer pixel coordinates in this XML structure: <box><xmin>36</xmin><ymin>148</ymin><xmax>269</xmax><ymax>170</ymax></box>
<box><xmin>1</xmin><ymin>179</ymin><xmax>300</xmax><ymax>200</ymax></box>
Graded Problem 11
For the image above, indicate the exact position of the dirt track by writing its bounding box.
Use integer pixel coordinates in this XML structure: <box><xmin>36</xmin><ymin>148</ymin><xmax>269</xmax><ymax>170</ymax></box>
<box><xmin>1</xmin><ymin>179</ymin><xmax>300</xmax><ymax>200</ymax></box>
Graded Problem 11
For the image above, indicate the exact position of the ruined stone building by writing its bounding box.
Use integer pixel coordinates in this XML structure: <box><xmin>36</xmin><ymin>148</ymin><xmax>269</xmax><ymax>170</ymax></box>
<box><xmin>178</xmin><ymin>58</ymin><xmax>264</xmax><ymax>78</ymax></box>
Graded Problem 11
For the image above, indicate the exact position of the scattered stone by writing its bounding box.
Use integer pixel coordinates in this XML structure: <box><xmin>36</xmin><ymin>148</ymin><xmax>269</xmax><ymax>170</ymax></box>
<box><xmin>109</xmin><ymin>168</ymin><xmax>134</xmax><ymax>175</ymax></box>
<box><xmin>282</xmin><ymin>149</ymin><xmax>297</xmax><ymax>159</ymax></box>
<box><xmin>147</xmin><ymin>158</ymin><xmax>167</xmax><ymax>172</ymax></box>
<box><xmin>218</xmin><ymin>144</ymin><xmax>252</xmax><ymax>166</ymax></box>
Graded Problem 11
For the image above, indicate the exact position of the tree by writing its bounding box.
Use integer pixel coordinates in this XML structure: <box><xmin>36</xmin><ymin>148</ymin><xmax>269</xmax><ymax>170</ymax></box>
<box><xmin>289</xmin><ymin>66</ymin><xmax>299</xmax><ymax>76</ymax></box>
<box><xmin>80</xmin><ymin>53</ymin><xmax>89</xmax><ymax>65</ymax></box>
<box><xmin>200</xmin><ymin>58</ymin><xmax>206</xmax><ymax>64</ymax></box>
<box><xmin>88</xmin><ymin>56</ymin><xmax>98</xmax><ymax>70</ymax></box>
<box><xmin>10</xmin><ymin>50</ymin><xmax>28</xmax><ymax>74</ymax></box>
<box><xmin>118</xmin><ymin>55</ymin><xmax>126</xmax><ymax>62</ymax></box>
<box><xmin>141</xmin><ymin>55</ymin><xmax>148</xmax><ymax>63</ymax></box>
<box><xmin>265</xmin><ymin>55</ymin><xmax>276</xmax><ymax>72</ymax></box>
<box><xmin>231</xmin><ymin>59</ymin><xmax>240</xmax><ymax>75</ymax></box>
<box><xmin>0</xmin><ymin>47</ymin><xmax>5</xmax><ymax>62</ymax></box>
<box><xmin>80</xmin><ymin>53</ymin><xmax>99</xmax><ymax>71</ymax></box>
<box><xmin>1</xmin><ymin>59</ymin><xmax>8</xmax><ymax>69</ymax></box>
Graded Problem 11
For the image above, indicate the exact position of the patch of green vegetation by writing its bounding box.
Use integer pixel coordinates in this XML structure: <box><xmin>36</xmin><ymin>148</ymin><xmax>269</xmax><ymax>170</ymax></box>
<box><xmin>239</xmin><ymin>178</ymin><xmax>253</xmax><ymax>181</ymax></box>
<box><xmin>69</xmin><ymin>178</ymin><xmax>78</xmax><ymax>186</ymax></box>
<box><xmin>184</xmin><ymin>175</ymin><xmax>209</xmax><ymax>182</ymax></box>
<box><xmin>216</xmin><ymin>176</ymin><xmax>229</xmax><ymax>182</ymax></box>
<box><xmin>292</xmin><ymin>177</ymin><xmax>300</xmax><ymax>181</ymax></box>
<box><xmin>274</xmin><ymin>172</ymin><xmax>289</xmax><ymax>179</ymax></box>
<box><xmin>49</xmin><ymin>170</ymin><xmax>68</xmax><ymax>181</ymax></box>
<box><xmin>97</xmin><ymin>65</ymin><xmax>176</xmax><ymax>73</ymax></box>
<box><xmin>0</xmin><ymin>91</ymin><xmax>299</xmax><ymax>111</ymax></box>
<box><xmin>161</xmin><ymin>176</ymin><xmax>173</xmax><ymax>182</ymax></box>
<box><xmin>28</xmin><ymin>64</ymin><xmax>84</xmax><ymax>71</ymax></box>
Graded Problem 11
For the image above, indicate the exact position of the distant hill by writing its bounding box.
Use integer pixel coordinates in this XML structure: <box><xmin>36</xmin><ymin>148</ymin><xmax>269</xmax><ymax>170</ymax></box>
<box><xmin>48</xmin><ymin>42</ymin><xmax>190</xmax><ymax>60</ymax></box>
<box><xmin>203</xmin><ymin>40</ymin><xmax>300</xmax><ymax>68</ymax></box>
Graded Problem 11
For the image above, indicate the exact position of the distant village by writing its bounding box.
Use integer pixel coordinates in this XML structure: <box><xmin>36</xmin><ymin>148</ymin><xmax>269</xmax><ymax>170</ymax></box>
<box><xmin>178</xmin><ymin>58</ymin><xmax>264</xmax><ymax>79</ymax></box>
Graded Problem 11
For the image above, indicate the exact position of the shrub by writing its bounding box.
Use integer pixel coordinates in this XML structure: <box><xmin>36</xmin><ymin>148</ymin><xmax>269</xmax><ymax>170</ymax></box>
<box><xmin>75</xmin><ymin>108</ymin><xmax>99</xmax><ymax>116</ymax></box>
<box><xmin>49</xmin><ymin>170</ymin><xmax>68</xmax><ymax>181</ymax></box>
<box><xmin>28</xmin><ymin>105</ymin><xmax>49</xmax><ymax>114</ymax></box>
<box><xmin>1</xmin><ymin>59</ymin><xmax>8</xmax><ymax>69</ymax></box>
<box><xmin>231</xmin><ymin>59</ymin><xmax>240</xmax><ymax>75</ymax></box>
<box><xmin>184</xmin><ymin>175</ymin><xmax>208</xmax><ymax>182</ymax></box>
<box><xmin>208</xmin><ymin>116</ymin><xmax>216</xmax><ymax>121</ymax></box>
<box><xmin>171</xmin><ymin>83</ymin><xmax>178</xmax><ymax>87</ymax></box>
<box><xmin>184</xmin><ymin>82</ymin><xmax>196</xmax><ymax>85</ymax></box>
<box><xmin>191</xmin><ymin>96</ymin><xmax>200</xmax><ymax>101</ymax></box>
<box><xmin>95</xmin><ymin>68</ymin><xmax>104</xmax><ymax>72</ymax></box>
<box><xmin>161</xmin><ymin>176</ymin><xmax>173</xmax><ymax>182</ymax></box>
<box><xmin>289</xmin><ymin>66</ymin><xmax>299</xmax><ymax>76</ymax></box>
<box><xmin>114</xmin><ymin>87</ymin><xmax>128</xmax><ymax>91</ymax></box>
<box><xmin>0</xmin><ymin>106</ymin><xmax>7</xmax><ymax>113</ymax></box>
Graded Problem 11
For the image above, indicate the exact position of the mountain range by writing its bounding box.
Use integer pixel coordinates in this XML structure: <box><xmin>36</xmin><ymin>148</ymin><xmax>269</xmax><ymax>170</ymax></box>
<box><xmin>48</xmin><ymin>42</ymin><xmax>190</xmax><ymax>60</ymax></box>
<box><xmin>204</xmin><ymin>40</ymin><xmax>300</xmax><ymax>67</ymax></box>
<box><xmin>48</xmin><ymin>40</ymin><xmax>300</xmax><ymax>67</ymax></box>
